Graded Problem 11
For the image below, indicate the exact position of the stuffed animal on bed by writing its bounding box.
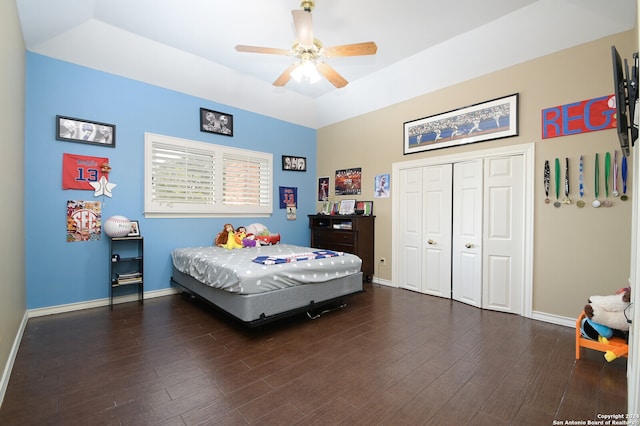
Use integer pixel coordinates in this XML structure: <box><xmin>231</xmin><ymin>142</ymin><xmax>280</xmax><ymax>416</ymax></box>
<box><xmin>584</xmin><ymin>287</ymin><xmax>632</xmax><ymax>331</ymax></box>
<box><xmin>221</xmin><ymin>227</ymin><xmax>244</xmax><ymax>250</ymax></box>
<box><xmin>246</xmin><ymin>223</ymin><xmax>281</xmax><ymax>245</ymax></box>
<box><xmin>240</xmin><ymin>230</ymin><xmax>259</xmax><ymax>247</ymax></box>
<box><xmin>215</xmin><ymin>223</ymin><xmax>234</xmax><ymax>247</ymax></box>
<box><xmin>232</xmin><ymin>227</ymin><xmax>247</xmax><ymax>248</ymax></box>
<box><xmin>215</xmin><ymin>224</ymin><xmax>260</xmax><ymax>249</ymax></box>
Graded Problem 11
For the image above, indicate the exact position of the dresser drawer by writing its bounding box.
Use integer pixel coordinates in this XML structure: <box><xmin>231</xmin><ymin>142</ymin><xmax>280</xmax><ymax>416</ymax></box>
<box><xmin>313</xmin><ymin>230</ymin><xmax>356</xmax><ymax>250</ymax></box>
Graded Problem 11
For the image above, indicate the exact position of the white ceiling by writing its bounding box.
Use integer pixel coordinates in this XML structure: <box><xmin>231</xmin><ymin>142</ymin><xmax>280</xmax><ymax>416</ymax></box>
<box><xmin>16</xmin><ymin>0</ymin><xmax>637</xmax><ymax>128</ymax></box>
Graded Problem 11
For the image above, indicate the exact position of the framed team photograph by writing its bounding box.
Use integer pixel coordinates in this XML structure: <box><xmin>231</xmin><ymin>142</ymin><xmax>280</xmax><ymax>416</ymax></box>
<box><xmin>56</xmin><ymin>115</ymin><xmax>116</xmax><ymax>147</ymax></box>
<box><xmin>282</xmin><ymin>155</ymin><xmax>307</xmax><ymax>171</ymax></box>
<box><xmin>403</xmin><ymin>93</ymin><xmax>519</xmax><ymax>154</ymax></box>
<box><xmin>200</xmin><ymin>108</ymin><xmax>233</xmax><ymax>137</ymax></box>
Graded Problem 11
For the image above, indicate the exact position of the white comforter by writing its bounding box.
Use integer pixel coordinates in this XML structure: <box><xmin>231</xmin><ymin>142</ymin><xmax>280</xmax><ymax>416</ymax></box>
<box><xmin>171</xmin><ymin>244</ymin><xmax>362</xmax><ymax>294</ymax></box>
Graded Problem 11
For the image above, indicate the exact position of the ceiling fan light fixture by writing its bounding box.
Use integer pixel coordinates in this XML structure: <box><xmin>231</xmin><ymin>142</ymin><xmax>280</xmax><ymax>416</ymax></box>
<box><xmin>290</xmin><ymin>60</ymin><xmax>322</xmax><ymax>84</ymax></box>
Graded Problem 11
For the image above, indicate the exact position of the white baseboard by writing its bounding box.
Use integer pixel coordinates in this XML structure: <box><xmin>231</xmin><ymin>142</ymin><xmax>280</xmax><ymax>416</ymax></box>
<box><xmin>372</xmin><ymin>277</ymin><xmax>395</xmax><ymax>287</ymax></box>
<box><xmin>28</xmin><ymin>287</ymin><xmax>178</xmax><ymax>318</ymax></box>
<box><xmin>531</xmin><ymin>310</ymin><xmax>576</xmax><ymax>328</ymax></box>
<box><xmin>0</xmin><ymin>311</ymin><xmax>28</xmax><ymax>408</ymax></box>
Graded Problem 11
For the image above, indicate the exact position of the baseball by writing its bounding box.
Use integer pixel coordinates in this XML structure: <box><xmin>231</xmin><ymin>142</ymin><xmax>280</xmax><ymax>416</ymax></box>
<box><xmin>104</xmin><ymin>215</ymin><xmax>131</xmax><ymax>237</ymax></box>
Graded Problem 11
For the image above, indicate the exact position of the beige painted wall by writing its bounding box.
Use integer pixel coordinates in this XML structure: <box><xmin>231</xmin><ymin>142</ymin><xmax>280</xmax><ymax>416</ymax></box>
<box><xmin>0</xmin><ymin>0</ymin><xmax>26</xmax><ymax>402</ymax></box>
<box><xmin>317</xmin><ymin>31</ymin><xmax>636</xmax><ymax>319</ymax></box>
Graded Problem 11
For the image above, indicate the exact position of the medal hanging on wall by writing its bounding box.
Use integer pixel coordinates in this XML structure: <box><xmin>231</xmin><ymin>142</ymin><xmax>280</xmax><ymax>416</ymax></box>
<box><xmin>562</xmin><ymin>157</ymin><xmax>571</xmax><ymax>205</ymax></box>
<box><xmin>554</xmin><ymin>158</ymin><xmax>562</xmax><ymax>208</ymax></box>
<box><xmin>592</xmin><ymin>153</ymin><xmax>601</xmax><ymax>208</ymax></box>
<box><xmin>544</xmin><ymin>160</ymin><xmax>551</xmax><ymax>204</ymax></box>
<box><xmin>603</xmin><ymin>152</ymin><xmax>612</xmax><ymax>207</ymax></box>
<box><xmin>576</xmin><ymin>155</ymin><xmax>585</xmax><ymax>208</ymax></box>
<box><xmin>613</xmin><ymin>150</ymin><xmax>619</xmax><ymax>197</ymax></box>
<box><xmin>621</xmin><ymin>155</ymin><xmax>629</xmax><ymax>201</ymax></box>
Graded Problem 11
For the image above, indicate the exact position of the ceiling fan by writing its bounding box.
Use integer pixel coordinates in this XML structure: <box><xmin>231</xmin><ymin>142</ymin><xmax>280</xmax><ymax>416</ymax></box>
<box><xmin>235</xmin><ymin>1</ymin><xmax>377</xmax><ymax>88</ymax></box>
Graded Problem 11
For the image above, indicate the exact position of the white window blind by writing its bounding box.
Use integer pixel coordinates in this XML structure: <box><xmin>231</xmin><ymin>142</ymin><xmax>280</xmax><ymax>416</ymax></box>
<box><xmin>222</xmin><ymin>152</ymin><xmax>271</xmax><ymax>207</ymax></box>
<box><xmin>144</xmin><ymin>133</ymin><xmax>272</xmax><ymax>217</ymax></box>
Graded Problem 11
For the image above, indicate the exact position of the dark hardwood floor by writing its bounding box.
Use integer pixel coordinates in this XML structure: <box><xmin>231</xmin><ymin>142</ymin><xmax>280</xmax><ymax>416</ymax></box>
<box><xmin>0</xmin><ymin>284</ymin><xmax>627</xmax><ymax>425</ymax></box>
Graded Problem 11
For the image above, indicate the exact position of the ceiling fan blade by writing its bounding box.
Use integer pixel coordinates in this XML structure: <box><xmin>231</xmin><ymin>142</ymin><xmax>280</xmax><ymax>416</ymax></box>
<box><xmin>316</xmin><ymin>62</ymin><xmax>348</xmax><ymax>88</ymax></box>
<box><xmin>324</xmin><ymin>42</ymin><xmax>378</xmax><ymax>57</ymax></box>
<box><xmin>273</xmin><ymin>63</ymin><xmax>299</xmax><ymax>87</ymax></box>
<box><xmin>292</xmin><ymin>10</ymin><xmax>313</xmax><ymax>46</ymax></box>
<box><xmin>235</xmin><ymin>45</ymin><xmax>290</xmax><ymax>56</ymax></box>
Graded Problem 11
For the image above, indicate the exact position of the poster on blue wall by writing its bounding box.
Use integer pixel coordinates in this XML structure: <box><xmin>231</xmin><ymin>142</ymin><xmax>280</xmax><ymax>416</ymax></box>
<box><xmin>66</xmin><ymin>200</ymin><xmax>101</xmax><ymax>242</ymax></box>
<box><xmin>279</xmin><ymin>186</ymin><xmax>297</xmax><ymax>209</ymax></box>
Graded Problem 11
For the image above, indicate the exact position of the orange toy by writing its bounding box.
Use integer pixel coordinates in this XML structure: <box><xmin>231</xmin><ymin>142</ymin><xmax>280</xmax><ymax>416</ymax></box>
<box><xmin>575</xmin><ymin>311</ymin><xmax>628</xmax><ymax>361</ymax></box>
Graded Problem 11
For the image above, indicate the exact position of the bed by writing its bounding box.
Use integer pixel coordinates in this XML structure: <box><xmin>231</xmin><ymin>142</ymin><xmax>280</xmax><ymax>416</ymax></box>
<box><xmin>170</xmin><ymin>243</ymin><xmax>364</xmax><ymax>326</ymax></box>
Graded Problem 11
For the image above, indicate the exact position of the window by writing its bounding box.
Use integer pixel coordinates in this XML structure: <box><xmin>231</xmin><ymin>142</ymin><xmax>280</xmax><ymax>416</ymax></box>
<box><xmin>144</xmin><ymin>133</ymin><xmax>272</xmax><ymax>217</ymax></box>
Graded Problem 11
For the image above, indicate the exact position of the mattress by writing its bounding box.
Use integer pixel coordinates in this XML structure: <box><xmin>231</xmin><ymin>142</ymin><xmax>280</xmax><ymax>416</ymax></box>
<box><xmin>171</xmin><ymin>243</ymin><xmax>362</xmax><ymax>294</ymax></box>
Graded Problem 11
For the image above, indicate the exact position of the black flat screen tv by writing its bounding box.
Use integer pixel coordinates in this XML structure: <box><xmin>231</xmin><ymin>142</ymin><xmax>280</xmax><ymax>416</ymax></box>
<box><xmin>611</xmin><ymin>45</ymin><xmax>638</xmax><ymax>157</ymax></box>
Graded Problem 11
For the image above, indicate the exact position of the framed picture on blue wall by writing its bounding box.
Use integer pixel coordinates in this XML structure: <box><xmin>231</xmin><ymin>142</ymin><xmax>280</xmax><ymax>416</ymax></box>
<box><xmin>200</xmin><ymin>108</ymin><xmax>233</xmax><ymax>137</ymax></box>
<box><xmin>282</xmin><ymin>155</ymin><xmax>306</xmax><ymax>171</ymax></box>
<box><xmin>56</xmin><ymin>115</ymin><xmax>116</xmax><ymax>147</ymax></box>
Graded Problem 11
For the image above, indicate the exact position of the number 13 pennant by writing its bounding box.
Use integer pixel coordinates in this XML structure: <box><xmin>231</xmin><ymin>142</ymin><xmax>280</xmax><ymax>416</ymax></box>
<box><xmin>62</xmin><ymin>153</ymin><xmax>109</xmax><ymax>190</ymax></box>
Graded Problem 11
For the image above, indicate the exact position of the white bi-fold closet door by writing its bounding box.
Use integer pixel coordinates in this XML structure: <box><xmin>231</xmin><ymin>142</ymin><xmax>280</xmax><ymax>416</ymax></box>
<box><xmin>396</xmin><ymin>154</ymin><xmax>525</xmax><ymax>315</ymax></box>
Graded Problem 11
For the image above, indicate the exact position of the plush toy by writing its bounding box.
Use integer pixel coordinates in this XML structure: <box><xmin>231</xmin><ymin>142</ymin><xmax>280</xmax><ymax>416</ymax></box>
<box><xmin>231</xmin><ymin>227</ymin><xmax>247</xmax><ymax>248</ymax></box>
<box><xmin>246</xmin><ymin>223</ymin><xmax>268</xmax><ymax>237</ymax></box>
<box><xmin>220</xmin><ymin>226</ymin><xmax>244</xmax><ymax>250</ymax></box>
<box><xmin>600</xmin><ymin>335</ymin><xmax>629</xmax><ymax>362</ymax></box>
<box><xmin>581</xmin><ymin>287</ymin><xmax>632</xmax><ymax>362</ymax></box>
<box><xmin>584</xmin><ymin>287</ymin><xmax>632</xmax><ymax>331</ymax></box>
<box><xmin>246</xmin><ymin>223</ymin><xmax>281</xmax><ymax>245</ymax></box>
<box><xmin>243</xmin><ymin>236</ymin><xmax>258</xmax><ymax>247</ymax></box>
<box><xmin>215</xmin><ymin>223</ymin><xmax>234</xmax><ymax>246</ymax></box>
<box><xmin>239</xmin><ymin>228</ymin><xmax>259</xmax><ymax>247</ymax></box>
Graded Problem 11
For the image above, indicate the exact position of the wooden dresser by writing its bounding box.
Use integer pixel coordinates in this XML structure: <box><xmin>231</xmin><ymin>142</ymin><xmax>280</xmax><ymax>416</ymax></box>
<box><xmin>308</xmin><ymin>214</ymin><xmax>375</xmax><ymax>282</ymax></box>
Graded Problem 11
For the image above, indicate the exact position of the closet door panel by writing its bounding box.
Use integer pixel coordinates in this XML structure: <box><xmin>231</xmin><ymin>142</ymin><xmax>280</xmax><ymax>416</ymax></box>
<box><xmin>398</xmin><ymin>168</ymin><xmax>423</xmax><ymax>292</ymax></box>
<box><xmin>452</xmin><ymin>160</ymin><xmax>483</xmax><ymax>308</ymax></box>
<box><xmin>482</xmin><ymin>155</ymin><xmax>524</xmax><ymax>314</ymax></box>
<box><xmin>422</xmin><ymin>164</ymin><xmax>452</xmax><ymax>298</ymax></box>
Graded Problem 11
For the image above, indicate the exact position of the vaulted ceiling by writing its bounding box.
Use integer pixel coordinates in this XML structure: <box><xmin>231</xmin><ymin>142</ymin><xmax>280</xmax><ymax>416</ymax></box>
<box><xmin>16</xmin><ymin>0</ymin><xmax>637</xmax><ymax>128</ymax></box>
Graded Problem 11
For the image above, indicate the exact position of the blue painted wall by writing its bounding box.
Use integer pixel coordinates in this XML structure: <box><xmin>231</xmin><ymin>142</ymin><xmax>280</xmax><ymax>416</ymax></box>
<box><xmin>25</xmin><ymin>53</ymin><xmax>317</xmax><ymax>309</ymax></box>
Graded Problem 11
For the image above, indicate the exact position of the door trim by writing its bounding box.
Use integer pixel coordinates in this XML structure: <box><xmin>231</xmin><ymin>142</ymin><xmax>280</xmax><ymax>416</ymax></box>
<box><xmin>392</xmin><ymin>143</ymin><xmax>534</xmax><ymax>318</ymax></box>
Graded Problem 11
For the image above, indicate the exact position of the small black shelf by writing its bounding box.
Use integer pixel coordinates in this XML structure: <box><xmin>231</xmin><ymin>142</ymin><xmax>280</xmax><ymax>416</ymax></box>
<box><xmin>109</xmin><ymin>236</ymin><xmax>144</xmax><ymax>309</ymax></box>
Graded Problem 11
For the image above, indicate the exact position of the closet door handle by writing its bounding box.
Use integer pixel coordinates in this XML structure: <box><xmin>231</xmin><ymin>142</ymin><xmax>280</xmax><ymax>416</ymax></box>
<box><xmin>427</xmin><ymin>239</ymin><xmax>436</xmax><ymax>245</ymax></box>
<box><xmin>465</xmin><ymin>242</ymin><xmax>473</xmax><ymax>249</ymax></box>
